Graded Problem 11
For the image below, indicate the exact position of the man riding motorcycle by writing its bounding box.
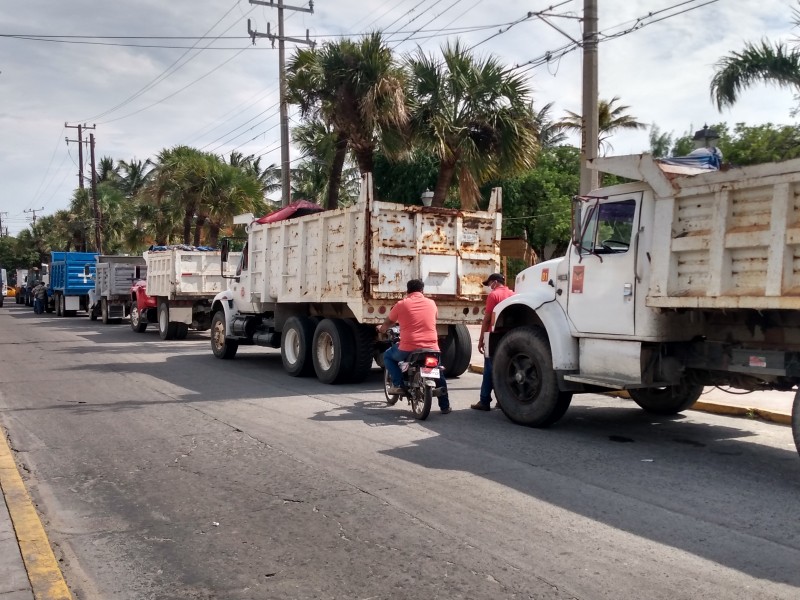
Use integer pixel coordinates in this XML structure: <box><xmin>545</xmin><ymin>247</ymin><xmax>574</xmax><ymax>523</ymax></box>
<box><xmin>377</xmin><ymin>279</ymin><xmax>451</xmax><ymax>414</ymax></box>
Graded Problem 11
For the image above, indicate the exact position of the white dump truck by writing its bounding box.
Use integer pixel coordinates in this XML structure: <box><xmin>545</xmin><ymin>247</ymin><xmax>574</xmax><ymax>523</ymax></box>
<box><xmin>142</xmin><ymin>248</ymin><xmax>240</xmax><ymax>340</ymax></box>
<box><xmin>209</xmin><ymin>174</ymin><xmax>501</xmax><ymax>384</ymax></box>
<box><xmin>488</xmin><ymin>153</ymin><xmax>800</xmax><ymax>455</ymax></box>
<box><xmin>90</xmin><ymin>255</ymin><xmax>146</xmax><ymax>324</ymax></box>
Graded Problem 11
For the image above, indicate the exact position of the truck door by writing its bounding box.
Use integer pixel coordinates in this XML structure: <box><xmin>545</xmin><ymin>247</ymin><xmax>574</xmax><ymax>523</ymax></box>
<box><xmin>567</xmin><ymin>193</ymin><xmax>641</xmax><ymax>336</ymax></box>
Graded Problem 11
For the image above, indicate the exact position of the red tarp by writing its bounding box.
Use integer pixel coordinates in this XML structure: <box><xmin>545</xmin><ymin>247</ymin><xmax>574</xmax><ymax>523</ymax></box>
<box><xmin>255</xmin><ymin>200</ymin><xmax>324</xmax><ymax>224</ymax></box>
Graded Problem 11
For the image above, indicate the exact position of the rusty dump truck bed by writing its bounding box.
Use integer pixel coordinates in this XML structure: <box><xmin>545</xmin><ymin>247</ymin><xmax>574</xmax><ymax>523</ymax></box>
<box><xmin>593</xmin><ymin>154</ymin><xmax>800</xmax><ymax>310</ymax></box>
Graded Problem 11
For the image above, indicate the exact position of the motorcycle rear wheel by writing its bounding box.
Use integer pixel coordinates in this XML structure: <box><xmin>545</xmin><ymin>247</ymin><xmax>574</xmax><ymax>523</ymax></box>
<box><xmin>383</xmin><ymin>368</ymin><xmax>401</xmax><ymax>406</ymax></box>
<box><xmin>409</xmin><ymin>372</ymin><xmax>432</xmax><ymax>421</ymax></box>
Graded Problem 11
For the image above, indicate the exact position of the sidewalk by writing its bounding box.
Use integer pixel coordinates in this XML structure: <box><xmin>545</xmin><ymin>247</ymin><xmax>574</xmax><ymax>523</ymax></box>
<box><xmin>465</xmin><ymin>325</ymin><xmax>793</xmax><ymax>425</ymax></box>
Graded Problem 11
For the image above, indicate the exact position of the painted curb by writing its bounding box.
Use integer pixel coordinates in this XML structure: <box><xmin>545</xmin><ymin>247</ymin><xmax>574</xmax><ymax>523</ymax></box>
<box><xmin>467</xmin><ymin>364</ymin><xmax>792</xmax><ymax>425</ymax></box>
<box><xmin>0</xmin><ymin>429</ymin><xmax>72</xmax><ymax>600</ymax></box>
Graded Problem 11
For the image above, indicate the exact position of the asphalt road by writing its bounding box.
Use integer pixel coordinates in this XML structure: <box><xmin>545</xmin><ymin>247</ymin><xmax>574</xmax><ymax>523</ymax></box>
<box><xmin>1</xmin><ymin>303</ymin><xmax>799</xmax><ymax>600</ymax></box>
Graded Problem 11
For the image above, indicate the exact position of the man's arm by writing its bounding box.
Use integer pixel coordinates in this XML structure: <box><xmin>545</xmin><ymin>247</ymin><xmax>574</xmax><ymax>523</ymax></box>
<box><xmin>477</xmin><ymin>311</ymin><xmax>492</xmax><ymax>355</ymax></box>
<box><xmin>377</xmin><ymin>316</ymin><xmax>395</xmax><ymax>334</ymax></box>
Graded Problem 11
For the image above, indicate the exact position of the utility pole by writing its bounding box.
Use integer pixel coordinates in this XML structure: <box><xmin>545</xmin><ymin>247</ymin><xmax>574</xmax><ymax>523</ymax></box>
<box><xmin>248</xmin><ymin>0</ymin><xmax>315</xmax><ymax>206</ymax></box>
<box><xmin>89</xmin><ymin>132</ymin><xmax>101</xmax><ymax>253</ymax></box>
<box><xmin>0</xmin><ymin>212</ymin><xmax>7</xmax><ymax>237</ymax></box>
<box><xmin>579</xmin><ymin>0</ymin><xmax>599</xmax><ymax>195</ymax></box>
<box><xmin>65</xmin><ymin>123</ymin><xmax>95</xmax><ymax>191</ymax></box>
<box><xmin>24</xmin><ymin>207</ymin><xmax>44</xmax><ymax>227</ymax></box>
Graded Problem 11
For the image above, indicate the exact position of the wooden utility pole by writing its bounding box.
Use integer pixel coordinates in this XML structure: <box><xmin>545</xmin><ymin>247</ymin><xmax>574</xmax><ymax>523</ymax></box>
<box><xmin>24</xmin><ymin>207</ymin><xmax>44</xmax><ymax>227</ymax></box>
<box><xmin>248</xmin><ymin>0</ymin><xmax>315</xmax><ymax>206</ymax></box>
<box><xmin>65</xmin><ymin>123</ymin><xmax>95</xmax><ymax>190</ymax></box>
<box><xmin>0</xmin><ymin>212</ymin><xmax>7</xmax><ymax>237</ymax></box>
<box><xmin>89</xmin><ymin>132</ymin><xmax>101</xmax><ymax>253</ymax></box>
<box><xmin>579</xmin><ymin>0</ymin><xmax>599</xmax><ymax>195</ymax></box>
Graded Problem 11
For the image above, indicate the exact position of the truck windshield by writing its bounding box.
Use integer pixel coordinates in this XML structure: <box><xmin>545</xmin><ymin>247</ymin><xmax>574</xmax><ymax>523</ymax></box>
<box><xmin>580</xmin><ymin>199</ymin><xmax>636</xmax><ymax>255</ymax></box>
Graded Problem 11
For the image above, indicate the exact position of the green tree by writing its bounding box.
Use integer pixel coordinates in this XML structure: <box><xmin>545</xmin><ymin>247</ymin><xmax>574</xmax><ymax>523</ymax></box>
<box><xmin>671</xmin><ymin>121</ymin><xmax>800</xmax><ymax>165</ymax></box>
<box><xmin>649</xmin><ymin>124</ymin><xmax>673</xmax><ymax>158</ymax></box>
<box><xmin>287</xmin><ymin>32</ymin><xmax>408</xmax><ymax>209</ymax></box>
<box><xmin>406</xmin><ymin>40</ymin><xmax>539</xmax><ymax>209</ymax></box>
<box><xmin>559</xmin><ymin>96</ymin><xmax>646</xmax><ymax>154</ymax></box>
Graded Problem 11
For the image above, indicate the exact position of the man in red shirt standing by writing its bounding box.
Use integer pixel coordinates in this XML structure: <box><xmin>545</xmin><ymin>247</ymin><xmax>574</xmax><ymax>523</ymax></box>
<box><xmin>472</xmin><ymin>273</ymin><xmax>515</xmax><ymax>411</ymax></box>
<box><xmin>377</xmin><ymin>279</ymin><xmax>451</xmax><ymax>414</ymax></box>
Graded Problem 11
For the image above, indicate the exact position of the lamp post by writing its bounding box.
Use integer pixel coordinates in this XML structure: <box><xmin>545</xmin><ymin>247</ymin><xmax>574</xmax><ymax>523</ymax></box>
<box><xmin>420</xmin><ymin>189</ymin><xmax>434</xmax><ymax>207</ymax></box>
<box><xmin>692</xmin><ymin>124</ymin><xmax>720</xmax><ymax>150</ymax></box>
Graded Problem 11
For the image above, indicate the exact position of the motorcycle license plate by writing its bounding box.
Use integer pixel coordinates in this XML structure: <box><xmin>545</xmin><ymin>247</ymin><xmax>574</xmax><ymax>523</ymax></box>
<box><xmin>421</xmin><ymin>367</ymin><xmax>440</xmax><ymax>379</ymax></box>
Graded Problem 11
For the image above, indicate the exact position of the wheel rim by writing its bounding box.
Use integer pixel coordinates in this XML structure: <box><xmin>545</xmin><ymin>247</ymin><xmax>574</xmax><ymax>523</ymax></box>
<box><xmin>284</xmin><ymin>327</ymin><xmax>301</xmax><ymax>365</ymax></box>
<box><xmin>384</xmin><ymin>369</ymin><xmax>400</xmax><ymax>404</ymax></box>
<box><xmin>131</xmin><ymin>305</ymin><xmax>139</xmax><ymax>326</ymax></box>
<box><xmin>159</xmin><ymin>306</ymin><xmax>167</xmax><ymax>332</ymax></box>
<box><xmin>505</xmin><ymin>353</ymin><xmax>542</xmax><ymax>404</ymax></box>
<box><xmin>316</xmin><ymin>331</ymin><xmax>335</xmax><ymax>371</ymax></box>
<box><xmin>212</xmin><ymin>318</ymin><xmax>225</xmax><ymax>350</ymax></box>
<box><xmin>409</xmin><ymin>375</ymin><xmax>424</xmax><ymax>416</ymax></box>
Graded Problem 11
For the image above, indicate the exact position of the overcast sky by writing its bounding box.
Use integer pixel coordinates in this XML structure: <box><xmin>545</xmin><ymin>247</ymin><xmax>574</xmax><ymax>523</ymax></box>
<box><xmin>1</xmin><ymin>0</ymin><xmax>797</xmax><ymax>235</ymax></box>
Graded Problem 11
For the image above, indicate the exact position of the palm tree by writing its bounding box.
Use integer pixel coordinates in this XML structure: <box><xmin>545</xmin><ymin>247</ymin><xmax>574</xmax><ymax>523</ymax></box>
<box><xmin>117</xmin><ymin>159</ymin><xmax>153</xmax><ymax>199</ymax></box>
<box><xmin>711</xmin><ymin>40</ymin><xmax>800</xmax><ymax>110</ymax></box>
<box><xmin>559</xmin><ymin>96</ymin><xmax>646</xmax><ymax>154</ymax></box>
<box><xmin>204</xmin><ymin>163</ymin><xmax>266</xmax><ymax>246</ymax></box>
<box><xmin>532</xmin><ymin>102</ymin><xmax>567</xmax><ymax>148</ymax></box>
<box><xmin>406</xmin><ymin>40</ymin><xmax>539</xmax><ymax>209</ymax></box>
<box><xmin>287</xmin><ymin>32</ymin><xmax>408</xmax><ymax>209</ymax></box>
<box><xmin>649</xmin><ymin>124</ymin><xmax>673</xmax><ymax>158</ymax></box>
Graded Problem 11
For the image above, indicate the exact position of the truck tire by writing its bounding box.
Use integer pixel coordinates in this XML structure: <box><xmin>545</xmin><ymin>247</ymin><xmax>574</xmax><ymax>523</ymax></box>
<box><xmin>158</xmin><ymin>299</ymin><xmax>177</xmax><ymax>340</ymax></box>
<box><xmin>211</xmin><ymin>311</ymin><xmax>238</xmax><ymax>359</ymax></box>
<box><xmin>312</xmin><ymin>318</ymin><xmax>355</xmax><ymax>384</ymax></box>
<box><xmin>281</xmin><ymin>316</ymin><xmax>316</xmax><ymax>377</ymax></box>
<box><xmin>101</xmin><ymin>299</ymin><xmax>109</xmax><ymax>324</ymax></box>
<box><xmin>492</xmin><ymin>326</ymin><xmax>572</xmax><ymax>427</ymax></box>
<box><xmin>130</xmin><ymin>300</ymin><xmax>147</xmax><ymax>333</ymax></box>
<box><xmin>628</xmin><ymin>381</ymin><xmax>703</xmax><ymax>415</ymax></box>
<box><xmin>441</xmin><ymin>324</ymin><xmax>472</xmax><ymax>378</ymax></box>
<box><xmin>56</xmin><ymin>294</ymin><xmax>63</xmax><ymax>317</ymax></box>
<box><xmin>90</xmin><ymin>304</ymin><xmax>98</xmax><ymax>321</ymax></box>
<box><xmin>792</xmin><ymin>390</ymin><xmax>800</xmax><ymax>457</ymax></box>
<box><xmin>175</xmin><ymin>323</ymin><xmax>189</xmax><ymax>340</ymax></box>
<box><xmin>345</xmin><ymin>320</ymin><xmax>376</xmax><ymax>383</ymax></box>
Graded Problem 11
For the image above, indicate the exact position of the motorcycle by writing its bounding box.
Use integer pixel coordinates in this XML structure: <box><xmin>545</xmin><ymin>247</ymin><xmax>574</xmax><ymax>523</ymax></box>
<box><xmin>383</xmin><ymin>326</ymin><xmax>443</xmax><ymax>420</ymax></box>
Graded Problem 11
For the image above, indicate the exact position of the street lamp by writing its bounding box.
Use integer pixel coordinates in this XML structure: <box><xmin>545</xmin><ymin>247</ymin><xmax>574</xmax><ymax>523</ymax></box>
<box><xmin>420</xmin><ymin>189</ymin><xmax>434</xmax><ymax>207</ymax></box>
<box><xmin>692</xmin><ymin>124</ymin><xmax>720</xmax><ymax>150</ymax></box>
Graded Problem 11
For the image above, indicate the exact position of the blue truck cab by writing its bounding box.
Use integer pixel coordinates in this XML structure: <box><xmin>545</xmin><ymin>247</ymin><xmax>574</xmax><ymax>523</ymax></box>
<box><xmin>49</xmin><ymin>251</ymin><xmax>98</xmax><ymax>316</ymax></box>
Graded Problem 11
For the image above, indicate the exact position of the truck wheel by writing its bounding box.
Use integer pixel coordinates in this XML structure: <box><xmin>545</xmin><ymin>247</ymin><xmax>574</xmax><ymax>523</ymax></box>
<box><xmin>628</xmin><ymin>381</ymin><xmax>703</xmax><ymax>415</ymax></box>
<box><xmin>90</xmin><ymin>304</ymin><xmax>98</xmax><ymax>321</ymax></box>
<box><xmin>345</xmin><ymin>321</ymin><xmax>376</xmax><ymax>383</ymax></box>
<box><xmin>174</xmin><ymin>323</ymin><xmax>189</xmax><ymax>340</ymax></box>
<box><xmin>281</xmin><ymin>316</ymin><xmax>316</xmax><ymax>377</ymax></box>
<box><xmin>101</xmin><ymin>299</ymin><xmax>109</xmax><ymax>324</ymax></box>
<box><xmin>130</xmin><ymin>301</ymin><xmax>147</xmax><ymax>333</ymax></box>
<box><xmin>492</xmin><ymin>326</ymin><xmax>571</xmax><ymax>427</ymax></box>
<box><xmin>312</xmin><ymin>318</ymin><xmax>355</xmax><ymax>384</ymax></box>
<box><xmin>792</xmin><ymin>390</ymin><xmax>800</xmax><ymax>457</ymax></box>
<box><xmin>441</xmin><ymin>324</ymin><xmax>472</xmax><ymax>378</ymax></box>
<box><xmin>211</xmin><ymin>311</ymin><xmax>238</xmax><ymax>359</ymax></box>
<box><xmin>158</xmin><ymin>299</ymin><xmax>177</xmax><ymax>340</ymax></box>
<box><xmin>56</xmin><ymin>294</ymin><xmax>63</xmax><ymax>317</ymax></box>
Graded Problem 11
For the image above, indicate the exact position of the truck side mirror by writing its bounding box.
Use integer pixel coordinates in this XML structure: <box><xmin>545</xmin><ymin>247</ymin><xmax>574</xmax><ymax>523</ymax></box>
<box><xmin>220</xmin><ymin>238</ymin><xmax>229</xmax><ymax>263</ymax></box>
<box><xmin>571</xmin><ymin>197</ymin><xmax>583</xmax><ymax>250</ymax></box>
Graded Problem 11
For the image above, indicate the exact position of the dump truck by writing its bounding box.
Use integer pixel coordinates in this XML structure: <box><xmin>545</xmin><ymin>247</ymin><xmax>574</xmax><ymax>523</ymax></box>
<box><xmin>50</xmin><ymin>252</ymin><xmax>98</xmax><ymax>316</ymax></box>
<box><xmin>140</xmin><ymin>247</ymin><xmax>240</xmax><ymax>340</ymax></box>
<box><xmin>14</xmin><ymin>269</ymin><xmax>28</xmax><ymax>305</ymax></box>
<box><xmin>487</xmin><ymin>153</ymin><xmax>800</xmax><ymax>456</ymax></box>
<box><xmin>89</xmin><ymin>255</ymin><xmax>146</xmax><ymax>324</ymax></box>
<box><xmin>208</xmin><ymin>173</ymin><xmax>501</xmax><ymax>384</ymax></box>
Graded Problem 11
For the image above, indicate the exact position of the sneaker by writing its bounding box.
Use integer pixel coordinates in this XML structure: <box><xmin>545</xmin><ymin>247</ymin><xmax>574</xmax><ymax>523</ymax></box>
<box><xmin>440</xmin><ymin>406</ymin><xmax>452</xmax><ymax>414</ymax></box>
<box><xmin>470</xmin><ymin>402</ymin><xmax>491</xmax><ymax>411</ymax></box>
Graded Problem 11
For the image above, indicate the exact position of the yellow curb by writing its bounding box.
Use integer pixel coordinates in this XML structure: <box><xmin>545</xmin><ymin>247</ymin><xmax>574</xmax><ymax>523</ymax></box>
<box><xmin>0</xmin><ymin>429</ymin><xmax>72</xmax><ymax>600</ymax></box>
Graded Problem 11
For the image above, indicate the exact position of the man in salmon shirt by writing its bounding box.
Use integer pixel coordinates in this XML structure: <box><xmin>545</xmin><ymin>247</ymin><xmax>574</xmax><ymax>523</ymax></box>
<box><xmin>377</xmin><ymin>279</ymin><xmax>451</xmax><ymax>414</ymax></box>
<box><xmin>472</xmin><ymin>273</ymin><xmax>515</xmax><ymax>411</ymax></box>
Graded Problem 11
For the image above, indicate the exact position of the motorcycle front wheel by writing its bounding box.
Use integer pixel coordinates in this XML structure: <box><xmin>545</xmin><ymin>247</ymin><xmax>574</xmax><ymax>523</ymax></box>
<box><xmin>409</xmin><ymin>372</ymin><xmax>432</xmax><ymax>420</ymax></box>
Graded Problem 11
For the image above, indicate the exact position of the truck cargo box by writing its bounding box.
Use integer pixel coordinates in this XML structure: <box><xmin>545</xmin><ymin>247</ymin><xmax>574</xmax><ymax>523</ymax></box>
<box><xmin>50</xmin><ymin>252</ymin><xmax>98</xmax><ymax>295</ymax></box>
<box><xmin>95</xmin><ymin>255</ymin><xmax>146</xmax><ymax>298</ymax></box>
<box><xmin>145</xmin><ymin>249</ymin><xmax>240</xmax><ymax>299</ymax></box>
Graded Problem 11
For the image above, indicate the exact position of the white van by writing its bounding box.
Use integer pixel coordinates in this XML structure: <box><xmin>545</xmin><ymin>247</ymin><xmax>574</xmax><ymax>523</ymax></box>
<box><xmin>0</xmin><ymin>268</ymin><xmax>6</xmax><ymax>307</ymax></box>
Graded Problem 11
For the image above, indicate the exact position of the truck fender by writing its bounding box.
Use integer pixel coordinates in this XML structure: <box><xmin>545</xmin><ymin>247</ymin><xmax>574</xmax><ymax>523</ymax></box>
<box><xmin>210</xmin><ymin>290</ymin><xmax>236</xmax><ymax>337</ymax></box>
<box><xmin>492</xmin><ymin>290</ymin><xmax>578</xmax><ymax>370</ymax></box>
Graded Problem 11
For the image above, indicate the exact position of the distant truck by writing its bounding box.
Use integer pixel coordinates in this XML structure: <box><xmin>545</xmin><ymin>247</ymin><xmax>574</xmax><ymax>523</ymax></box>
<box><xmin>14</xmin><ymin>269</ymin><xmax>28</xmax><ymax>305</ymax></box>
<box><xmin>133</xmin><ymin>247</ymin><xmax>240</xmax><ymax>340</ymax></box>
<box><xmin>89</xmin><ymin>255</ymin><xmax>146</xmax><ymax>324</ymax></box>
<box><xmin>208</xmin><ymin>174</ymin><xmax>500</xmax><ymax>384</ymax></box>
<box><xmin>487</xmin><ymin>153</ymin><xmax>800</xmax><ymax>456</ymax></box>
<box><xmin>50</xmin><ymin>252</ymin><xmax>98</xmax><ymax>316</ymax></box>
<box><xmin>0</xmin><ymin>268</ymin><xmax>6</xmax><ymax>307</ymax></box>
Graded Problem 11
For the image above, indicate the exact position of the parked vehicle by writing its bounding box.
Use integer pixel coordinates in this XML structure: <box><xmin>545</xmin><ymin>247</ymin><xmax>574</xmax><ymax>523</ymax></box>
<box><xmin>209</xmin><ymin>173</ymin><xmax>501</xmax><ymax>384</ymax></box>
<box><xmin>488</xmin><ymin>153</ymin><xmax>800</xmax><ymax>455</ymax></box>
<box><xmin>129</xmin><ymin>278</ymin><xmax>156</xmax><ymax>333</ymax></box>
<box><xmin>90</xmin><ymin>255</ymin><xmax>146</xmax><ymax>324</ymax></box>
<box><xmin>14</xmin><ymin>269</ymin><xmax>28</xmax><ymax>304</ymax></box>
<box><xmin>50</xmin><ymin>252</ymin><xmax>98</xmax><ymax>316</ymax></box>
<box><xmin>382</xmin><ymin>326</ymin><xmax>442</xmax><ymax>420</ymax></box>
<box><xmin>140</xmin><ymin>247</ymin><xmax>240</xmax><ymax>340</ymax></box>
<box><xmin>0</xmin><ymin>268</ymin><xmax>6</xmax><ymax>307</ymax></box>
